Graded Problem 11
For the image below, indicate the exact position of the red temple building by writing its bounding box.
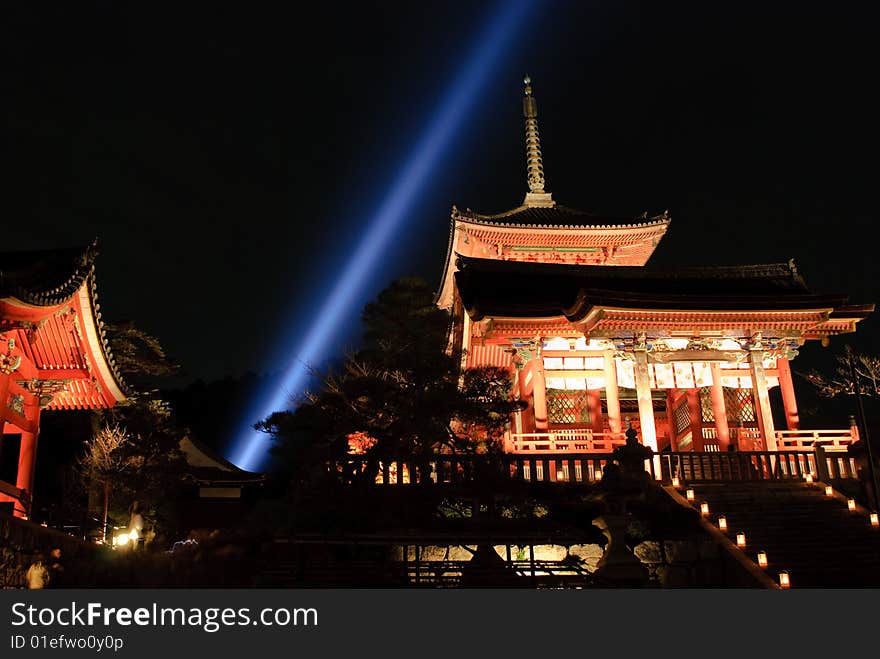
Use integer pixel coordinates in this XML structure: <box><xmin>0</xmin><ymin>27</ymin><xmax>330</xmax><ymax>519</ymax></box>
<box><xmin>0</xmin><ymin>243</ymin><xmax>126</xmax><ymax>517</ymax></box>
<box><xmin>438</xmin><ymin>78</ymin><xmax>873</xmax><ymax>475</ymax></box>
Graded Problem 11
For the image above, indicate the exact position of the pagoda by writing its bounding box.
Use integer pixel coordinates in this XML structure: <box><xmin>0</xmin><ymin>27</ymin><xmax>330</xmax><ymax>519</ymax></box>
<box><xmin>0</xmin><ymin>242</ymin><xmax>126</xmax><ymax>517</ymax></box>
<box><xmin>437</xmin><ymin>78</ymin><xmax>873</xmax><ymax>471</ymax></box>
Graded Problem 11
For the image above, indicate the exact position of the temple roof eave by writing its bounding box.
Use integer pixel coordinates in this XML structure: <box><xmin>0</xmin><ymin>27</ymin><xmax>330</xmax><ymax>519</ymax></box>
<box><xmin>452</xmin><ymin>205</ymin><xmax>672</xmax><ymax>231</ymax></box>
<box><xmin>434</xmin><ymin>211</ymin><xmax>671</xmax><ymax>310</ymax></box>
<box><xmin>1</xmin><ymin>243</ymin><xmax>129</xmax><ymax>406</ymax></box>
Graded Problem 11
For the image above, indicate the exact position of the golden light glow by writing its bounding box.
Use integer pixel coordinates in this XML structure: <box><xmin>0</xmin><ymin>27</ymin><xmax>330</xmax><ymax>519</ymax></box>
<box><xmin>757</xmin><ymin>550</ymin><xmax>768</xmax><ymax>567</ymax></box>
<box><xmin>686</xmin><ymin>488</ymin><xmax>695</xmax><ymax>501</ymax></box>
<box><xmin>779</xmin><ymin>571</ymin><xmax>790</xmax><ymax>588</ymax></box>
<box><xmin>870</xmin><ymin>513</ymin><xmax>879</xmax><ymax>527</ymax></box>
<box><xmin>700</xmin><ymin>501</ymin><xmax>710</xmax><ymax>516</ymax></box>
<box><xmin>736</xmin><ymin>532</ymin><xmax>746</xmax><ymax>547</ymax></box>
<box><xmin>672</xmin><ymin>476</ymin><xmax>680</xmax><ymax>488</ymax></box>
<box><xmin>805</xmin><ymin>474</ymin><xmax>813</xmax><ymax>483</ymax></box>
<box><xmin>825</xmin><ymin>485</ymin><xmax>833</xmax><ymax>496</ymax></box>
<box><xmin>556</xmin><ymin>469</ymin><xmax>565</xmax><ymax>481</ymax></box>
<box><xmin>847</xmin><ymin>498</ymin><xmax>856</xmax><ymax>511</ymax></box>
<box><xmin>718</xmin><ymin>516</ymin><xmax>728</xmax><ymax>531</ymax></box>
<box><xmin>129</xmin><ymin>528</ymin><xmax>139</xmax><ymax>541</ymax></box>
<box><xmin>595</xmin><ymin>470</ymin><xmax>603</xmax><ymax>480</ymax></box>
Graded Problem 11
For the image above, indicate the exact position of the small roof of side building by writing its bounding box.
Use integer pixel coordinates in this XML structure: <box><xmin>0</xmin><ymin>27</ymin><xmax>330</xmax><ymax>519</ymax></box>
<box><xmin>454</xmin><ymin>255</ymin><xmax>873</xmax><ymax>339</ymax></box>
<box><xmin>179</xmin><ymin>436</ymin><xmax>266</xmax><ymax>486</ymax></box>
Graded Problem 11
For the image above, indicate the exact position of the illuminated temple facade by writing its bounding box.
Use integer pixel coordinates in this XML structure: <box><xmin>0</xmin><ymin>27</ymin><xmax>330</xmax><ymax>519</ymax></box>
<box><xmin>0</xmin><ymin>243</ymin><xmax>126</xmax><ymax>517</ymax></box>
<box><xmin>437</xmin><ymin>78</ymin><xmax>873</xmax><ymax>464</ymax></box>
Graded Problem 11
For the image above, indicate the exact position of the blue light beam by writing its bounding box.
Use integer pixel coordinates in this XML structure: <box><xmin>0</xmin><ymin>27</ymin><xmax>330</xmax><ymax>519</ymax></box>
<box><xmin>231</xmin><ymin>0</ymin><xmax>535</xmax><ymax>470</ymax></box>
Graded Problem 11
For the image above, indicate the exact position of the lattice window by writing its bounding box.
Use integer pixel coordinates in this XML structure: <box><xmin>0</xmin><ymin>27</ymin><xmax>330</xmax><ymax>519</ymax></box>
<box><xmin>547</xmin><ymin>389</ymin><xmax>590</xmax><ymax>425</ymax></box>
<box><xmin>724</xmin><ymin>387</ymin><xmax>756</xmax><ymax>423</ymax></box>
<box><xmin>673</xmin><ymin>399</ymin><xmax>691</xmax><ymax>435</ymax></box>
<box><xmin>605</xmin><ymin>388</ymin><xmax>666</xmax><ymax>413</ymax></box>
<box><xmin>699</xmin><ymin>387</ymin><xmax>714</xmax><ymax>423</ymax></box>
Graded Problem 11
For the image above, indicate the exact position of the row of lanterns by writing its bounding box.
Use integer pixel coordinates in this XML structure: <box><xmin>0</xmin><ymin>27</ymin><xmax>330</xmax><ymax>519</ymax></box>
<box><xmin>816</xmin><ymin>481</ymin><xmax>879</xmax><ymax>527</ymax></box>
<box><xmin>673</xmin><ymin>476</ymin><xmax>790</xmax><ymax>588</ymax></box>
<box><xmin>673</xmin><ymin>471</ymin><xmax>880</xmax><ymax>589</ymax></box>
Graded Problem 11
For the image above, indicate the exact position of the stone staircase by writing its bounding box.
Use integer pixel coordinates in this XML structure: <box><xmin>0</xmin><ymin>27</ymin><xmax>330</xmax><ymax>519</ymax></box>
<box><xmin>679</xmin><ymin>481</ymin><xmax>880</xmax><ymax>587</ymax></box>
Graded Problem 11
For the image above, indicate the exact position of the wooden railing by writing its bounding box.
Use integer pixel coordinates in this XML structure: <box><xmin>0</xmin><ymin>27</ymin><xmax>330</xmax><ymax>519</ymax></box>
<box><xmin>508</xmin><ymin>428</ymin><xmax>856</xmax><ymax>454</ymax></box>
<box><xmin>509</xmin><ymin>429</ymin><xmax>626</xmax><ymax>453</ymax></box>
<box><xmin>342</xmin><ymin>445</ymin><xmax>859</xmax><ymax>487</ymax></box>
<box><xmin>774</xmin><ymin>428</ymin><xmax>857</xmax><ymax>450</ymax></box>
<box><xmin>341</xmin><ymin>453</ymin><xmax>638</xmax><ymax>485</ymax></box>
<box><xmin>661</xmin><ymin>450</ymin><xmax>859</xmax><ymax>482</ymax></box>
<box><xmin>510</xmin><ymin>429</ymin><xmax>626</xmax><ymax>453</ymax></box>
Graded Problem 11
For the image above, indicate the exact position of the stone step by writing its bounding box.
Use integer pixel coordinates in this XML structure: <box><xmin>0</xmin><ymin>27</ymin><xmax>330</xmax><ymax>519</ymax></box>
<box><xmin>673</xmin><ymin>481</ymin><xmax>880</xmax><ymax>587</ymax></box>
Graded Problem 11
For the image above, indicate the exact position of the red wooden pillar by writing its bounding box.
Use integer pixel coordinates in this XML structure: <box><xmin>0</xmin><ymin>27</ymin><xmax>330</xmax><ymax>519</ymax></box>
<box><xmin>749</xmin><ymin>349</ymin><xmax>778</xmax><ymax>451</ymax></box>
<box><xmin>686</xmin><ymin>388</ymin><xmax>704</xmax><ymax>451</ymax></box>
<box><xmin>603</xmin><ymin>351</ymin><xmax>622</xmax><ymax>435</ymax></box>
<box><xmin>776</xmin><ymin>357</ymin><xmax>800</xmax><ymax>430</ymax></box>
<box><xmin>666</xmin><ymin>390</ymin><xmax>678</xmax><ymax>451</ymax></box>
<box><xmin>588</xmin><ymin>389</ymin><xmax>603</xmax><ymax>435</ymax></box>
<box><xmin>14</xmin><ymin>399</ymin><xmax>40</xmax><ymax>519</ymax></box>
<box><xmin>709</xmin><ymin>363</ymin><xmax>731</xmax><ymax>451</ymax></box>
<box><xmin>532</xmin><ymin>359</ymin><xmax>549</xmax><ymax>432</ymax></box>
<box><xmin>0</xmin><ymin>372</ymin><xmax>13</xmax><ymax>508</ymax></box>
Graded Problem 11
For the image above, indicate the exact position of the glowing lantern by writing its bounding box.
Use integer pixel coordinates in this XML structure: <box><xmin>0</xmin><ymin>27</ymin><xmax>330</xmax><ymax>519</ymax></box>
<box><xmin>847</xmin><ymin>498</ymin><xmax>856</xmax><ymax>511</ymax></box>
<box><xmin>870</xmin><ymin>512</ymin><xmax>879</xmax><ymax>527</ymax></box>
<box><xmin>779</xmin><ymin>571</ymin><xmax>790</xmax><ymax>589</ymax></box>
<box><xmin>805</xmin><ymin>474</ymin><xmax>814</xmax><ymax>483</ymax></box>
<box><xmin>672</xmin><ymin>476</ymin><xmax>681</xmax><ymax>488</ymax></box>
<box><xmin>700</xmin><ymin>501</ymin><xmax>710</xmax><ymax>516</ymax></box>
<box><xmin>757</xmin><ymin>550</ymin><xmax>768</xmax><ymax>567</ymax></box>
<box><xmin>595</xmin><ymin>470</ymin><xmax>603</xmax><ymax>480</ymax></box>
<box><xmin>116</xmin><ymin>533</ymin><xmax>130</xmax><ymax>547</ymax></box>
<box><xmin>736</xmin><ymin>532</ymin><xmax>746</xmax><ymax>547</ymax></box>
<box><xmin>556</xmin><ymin>469</ymin><xmax>565</xmax><ymax>481</ymax></box>
<box><xmin>718</xmin><ymin>516</ymin><xmax>728</xmax><ymax>531</ymax></box>
<box><xmin>825</xmin><ymin>485</ymin><xmax>833</xmax><ymax>497</ymax></box>
<box><xmin>686</xmin><ymin>488</ymin><xmax>695</xmax><ymax>501</ymax></box>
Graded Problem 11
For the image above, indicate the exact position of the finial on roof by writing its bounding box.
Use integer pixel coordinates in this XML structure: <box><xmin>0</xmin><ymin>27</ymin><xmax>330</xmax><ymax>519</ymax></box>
<box><xmin>522</xmin><ymin>75</ymin><xmax>553</xmax><ymax>208</ymax></box>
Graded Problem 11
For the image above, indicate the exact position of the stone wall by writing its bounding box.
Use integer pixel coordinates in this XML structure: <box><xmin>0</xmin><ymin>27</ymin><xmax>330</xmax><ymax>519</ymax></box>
<box><xmin>0</xmin><ymin>514</ymin><xmax>95</xmax><ymax>588</ymax></box>
<box><xmin>634</xmin><ymin>538</ymin><xmax>759</xmax><ymax>587</ymax></box>
<box><xmin>394</xmin><ymin>538</ymin><xmax>759</xmax><ymax>587</ymax></box>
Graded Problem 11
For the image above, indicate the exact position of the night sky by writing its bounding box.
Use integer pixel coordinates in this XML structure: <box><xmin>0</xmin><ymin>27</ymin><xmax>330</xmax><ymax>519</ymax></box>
<box><xmin>4</xmin><ymin>2</ymin><xmax>879</xmax><ymax>441</ymax></box>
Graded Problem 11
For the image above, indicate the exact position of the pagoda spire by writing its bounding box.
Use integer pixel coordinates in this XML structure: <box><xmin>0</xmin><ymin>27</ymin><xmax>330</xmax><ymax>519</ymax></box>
<box><xmin>522</xmin><ymin>75</ymin><xmax>554</xmax><ymax>207</ymax></box>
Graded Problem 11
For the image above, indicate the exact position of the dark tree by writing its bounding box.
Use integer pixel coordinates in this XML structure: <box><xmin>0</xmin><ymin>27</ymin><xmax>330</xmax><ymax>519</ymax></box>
<box><xmin>257</xmin><ymin>278</ymin><xmax>525</xmax><ymax>488</ymax></box>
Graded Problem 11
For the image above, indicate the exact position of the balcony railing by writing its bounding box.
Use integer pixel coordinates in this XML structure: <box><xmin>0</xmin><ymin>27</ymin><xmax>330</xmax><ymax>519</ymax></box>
<box><xmin>774</xmin><ymin>428</ymin><xmax>858</xmax><ymax>450</ymax></box>
<box><xmin>340</xmin><ymin>448</ymin><xmax>860</xmax><ymax>487</ymax></box>
<box><xmin>507</xmin><ymin>427</ymin><xmax>857</xmax><ymax>453</ymax></box>
<box><xmin>509</xmin><ymin>429</ymin><xmax>626</xmax><ymax>453</ymax></box>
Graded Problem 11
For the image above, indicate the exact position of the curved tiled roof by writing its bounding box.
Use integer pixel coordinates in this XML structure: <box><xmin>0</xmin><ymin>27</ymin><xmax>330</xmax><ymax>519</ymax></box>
<box><xmin>1</xmin><ymin>241</ymin><xmax>129</xmax><ymax>398</ymax></box>
<box><xmin>0</xmin><ymin>242</ymin><xmax>99</xmax><ymax>306</ymax></box>
<box><xmin>454</xmin><ymin>255</ymin><xmax>860</xmax><ymax>322</ymax></box>
<box><xmin>453</xmin><ymin>204</ymin><xmax>671</xmax><ymax>229</ymax></box>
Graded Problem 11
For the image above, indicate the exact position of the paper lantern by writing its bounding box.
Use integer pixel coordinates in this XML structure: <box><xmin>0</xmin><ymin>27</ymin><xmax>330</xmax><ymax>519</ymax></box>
<box><xmin>779</xmin><ymin>571</ymin><xmax>790</xmax><ymax>589</ymax></box>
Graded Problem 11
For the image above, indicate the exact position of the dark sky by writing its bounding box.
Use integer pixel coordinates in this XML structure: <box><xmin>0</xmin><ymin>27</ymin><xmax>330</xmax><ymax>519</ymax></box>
<box><xmin>4</xmin><ymin>1</ymin><xmax>879</xmax><ymax>386</ymax></box>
